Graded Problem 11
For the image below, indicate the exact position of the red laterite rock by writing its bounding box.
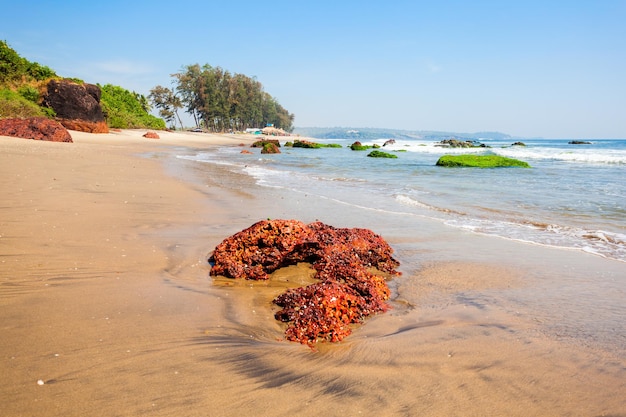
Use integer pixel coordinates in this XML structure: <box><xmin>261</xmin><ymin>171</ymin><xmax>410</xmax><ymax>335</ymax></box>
<box><xmin>0</xmin><ymin>117</ymin><xmax>73</xmax><ymax>142</ymax></box>
<box><xmin>209</xmin><ymin>219</ymin><xmax>401</xmax><ymax>346</ymax></box>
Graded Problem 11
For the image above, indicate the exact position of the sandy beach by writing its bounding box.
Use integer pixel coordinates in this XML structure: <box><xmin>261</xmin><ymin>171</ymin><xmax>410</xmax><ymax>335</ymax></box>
<box><xmin>1</xmin><ymin>130</ymin><xmax>624</xmax><ymax>416</ymax></box>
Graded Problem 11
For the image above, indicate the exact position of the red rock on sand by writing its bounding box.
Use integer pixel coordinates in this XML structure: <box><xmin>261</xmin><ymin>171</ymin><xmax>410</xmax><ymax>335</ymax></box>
<box><xmin>209</xmin><ymin>219</ymin><xmax>401</xmax><ymax>346</ymax></box>
<box><xmin>0</xmin><ymin>117</ymin><xmax>73</xmax><ymax>142</ymax></box>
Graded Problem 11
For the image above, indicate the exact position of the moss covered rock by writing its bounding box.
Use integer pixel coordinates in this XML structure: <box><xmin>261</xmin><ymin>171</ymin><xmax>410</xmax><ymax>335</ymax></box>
<box><xmin>436</xmin><ymin>154</ymin><xmax>530</xmax><ymax>168</ymax></box>
<box><xmin>292</xmin><ymin>139</ymin><xmax>342</xmax><ymax>149</ymax></box>
<box><xmin>252</xmin><ymin>139</ymin><xmax>281</xmax><ymax>148</ymax></box>
<box><xmin>261</xmin><ymin>142</ymin><xmax>281</xmax><ymax>154</ymax></box>
<box><xmin>350</xmin><ymin>141</ymin><xmax>372</xmax><ymax>151</ymax></box>
<box><xmin>367</xmin><ymin>150</ymin><xmax>398</xmax><ymax>159</ymax></box>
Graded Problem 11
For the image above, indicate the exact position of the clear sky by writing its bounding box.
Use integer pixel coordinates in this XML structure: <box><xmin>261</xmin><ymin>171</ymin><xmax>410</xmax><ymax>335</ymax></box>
<box><xmin>2</xmin><ymin>1</ymin><xmax>625</xmax><ymax>138</ymax></box>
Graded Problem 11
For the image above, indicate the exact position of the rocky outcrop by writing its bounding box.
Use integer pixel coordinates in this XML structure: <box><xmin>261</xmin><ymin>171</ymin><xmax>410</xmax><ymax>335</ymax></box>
<box><xmin>43</xmin><ymin>79</ymin><xmax>108</xmax><ymax>133</ymax></box>
<box><xmin>209</xmin><ymin>219</ymin><xmax>401</xmax><ymax>346</ymax></box>
<box><xmin>350</xmin><ymin>141</ymin><xmax>372</xmax><ymax>151</ymax></box>
<box><xmin>251</xmin><ymin>139</ymin><xmax>280</xmax><ymax>148</ymax></box>
<box><xmin>291</xmin><ymin>139</ymin><xmax>322</xmax><ymax>148</ymax></box>
<box><xmin>143</xmin><ymin>131</ymin><xmax>160</xmax><ymax>139</ymax></box>
<box><xmin>0</xmin><ymin>117</ymin><xmax>73</xmax><ymax>142</ymax></box>
<box><xmin>569</xmin><ymin>140</ymin><xmax>592</xmax><ymax>145</ymax></box>
<box><xmin>367</xmin><ymin>150</ymin><xmax>397</xmax><ymax>158</ymax></box>
<box><xmin>436</xmin><ymin>139</ymin><xmax>488</xmax><ymax>148</ymax></box>
<box><xmin>260</xmin><ymin>142</ymin><xmax>281</xmax><ymax>154</ymax></box>
<box><xmin>58</xmin><ymin>119</ymin><xmax>108</xmax><ymax>133</ymax></box>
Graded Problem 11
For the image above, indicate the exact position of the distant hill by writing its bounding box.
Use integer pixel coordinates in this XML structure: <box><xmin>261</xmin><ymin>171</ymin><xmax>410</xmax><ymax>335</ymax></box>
<box><xmin>294</xmin><ymin>127</ymin><xmax>512</xmax><ymax>141</ymax></box>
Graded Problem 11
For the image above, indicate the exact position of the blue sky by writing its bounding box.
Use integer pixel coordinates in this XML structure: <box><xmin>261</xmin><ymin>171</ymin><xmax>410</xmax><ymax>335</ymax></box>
<box><xmin>2</xmin><ymin>1</ymin><xmax>625</xmax><ymax>138</ymax></box>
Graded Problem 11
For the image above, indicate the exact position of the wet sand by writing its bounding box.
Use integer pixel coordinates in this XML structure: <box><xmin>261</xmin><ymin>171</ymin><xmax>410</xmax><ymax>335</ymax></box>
<box><xmin>1</xmin><ymin>130</ymin><xmax>624</xmax><ymax>416</ymax></box>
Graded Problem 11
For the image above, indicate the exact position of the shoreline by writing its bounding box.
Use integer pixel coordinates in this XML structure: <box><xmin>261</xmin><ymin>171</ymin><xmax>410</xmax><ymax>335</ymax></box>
<box><xmin>1</xmin><ymin>130</ymin><xmax>624</xmax><ymax>416</ymax></box>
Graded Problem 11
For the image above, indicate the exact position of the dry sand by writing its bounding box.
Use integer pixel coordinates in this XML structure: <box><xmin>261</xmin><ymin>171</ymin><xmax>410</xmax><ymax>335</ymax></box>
<box><xmin>1</xmin><ymin>130</ymin><xmax>624</xmax><ymax>416</ymax></box>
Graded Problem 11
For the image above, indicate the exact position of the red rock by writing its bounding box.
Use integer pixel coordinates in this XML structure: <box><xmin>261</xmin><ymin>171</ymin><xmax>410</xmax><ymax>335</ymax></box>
<box><xmin>60</xmin><ymin>119</ymin><xmax>109</xmax><ymax>133</ymax></box>
<box><xmin>143</xmin><ymin>131</ymin><xmax>160</xmax><ymax>139</ymax></box>
<box><xmin>240</xmin><ymin>149</ymin><xmax>253</xmax><ymax>154</ymax></box>
<box><xmin>0</xmin><ymin>117</ymin><xmax>73</xmax><ymax>142</ymax></box>
<box><xmin>209</xmin><ymin>219</ymin><xmax>401</xmax><ymax>346</ymax></box>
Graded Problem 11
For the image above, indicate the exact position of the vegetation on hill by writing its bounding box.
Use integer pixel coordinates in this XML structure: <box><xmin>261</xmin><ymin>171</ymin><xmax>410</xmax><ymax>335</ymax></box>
<box><xmin>1</xmin><ymin>41</ymin><xmax>170</xmax><ymax>130</ymax></box>
<box><xmin>99</xmin><ymin>84</ymin><xmax>165</xmax><ymax>129</ymax></box>
<box><xmin>0</xmin><ymin>40</ymin><xmax>56</xmax><ymax>87</ymax></box>
<box><xmin>0</xmin><ymin>88</ymin><xmax>48</xmax><ymax>118</ymax></box>
<box><xmin>150</xmin><ymin>64</ymin><xmax>294</xmax><ymax>132</ymax></box>
<box><xmin>1</xmin><ymin>41</ymin><xmax>297</xmax><ymax>133</ymax></box>
<box><xmin>0</xmin><ymin>40</ymin><xmax>57</xmax><ymax>118</ymax></box>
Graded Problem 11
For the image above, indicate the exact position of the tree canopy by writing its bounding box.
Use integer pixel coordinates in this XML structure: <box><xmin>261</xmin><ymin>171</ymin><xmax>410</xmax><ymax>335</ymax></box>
<box><xmin>2</xmin><ymin>41</ymin><xmax>294</xmax><ymax>132</ymax></box>
<box><xmin>150</xmin><ymin>64</ymin><xmax>294</xmax><ymax>132</ymax></box>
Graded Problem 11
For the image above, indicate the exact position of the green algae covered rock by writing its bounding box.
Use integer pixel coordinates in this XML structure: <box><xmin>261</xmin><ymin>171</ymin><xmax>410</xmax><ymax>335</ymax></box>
<box><xmin>292</xmin><ymin>139</ymin><xmax>342</xmax><ymax>148</ymax></box>
<box><xmin>436</xmin><ymin>154</ymin><xmax>530</xmax><ymax>168</ymax></box>
<box><xmin>367</xmin><ymin>150</ymin><xmax>398</xmax><ymax>159</ymax></box>
<box><xmin>261</xmin><ymin>142</ymin><xmax>281</xmax><ymax>154</ymax></box>
<box><xmin>350</xmin><ymin>141</ymin><xmax>372</xmax><ymax>151</ymax></box>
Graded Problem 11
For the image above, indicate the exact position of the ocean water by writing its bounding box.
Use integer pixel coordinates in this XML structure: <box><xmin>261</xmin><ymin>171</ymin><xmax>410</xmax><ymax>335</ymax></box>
<box><xmin>173</xmin><ymin>135</ymin><xmax>626</xmax><ymax>363</ymax></box>
<box><xmin>167</xmin><ymin>136</ymin><xmax>626</xmax><ymax>413</ymax></box>
<box><xmin>181</xmin><ymin>137</ymin><xmax>626</xmax><ymax>263</ymax></box>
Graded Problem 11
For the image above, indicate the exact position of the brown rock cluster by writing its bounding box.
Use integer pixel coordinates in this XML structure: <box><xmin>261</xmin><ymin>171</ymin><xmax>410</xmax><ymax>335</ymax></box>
<box><xmin>143</xmin><ymin>131</ymin><xmax>160</xmax><ymax>139</ymax></box>
<box><xmin>209</xmin><ymin>219</ymin><xmax>401</xmax><ymax>346</ymax></box>
<box><xmin>0</xmin><ymin>117</ymin><xmax>73</xmax><ymax>142</ymax></box>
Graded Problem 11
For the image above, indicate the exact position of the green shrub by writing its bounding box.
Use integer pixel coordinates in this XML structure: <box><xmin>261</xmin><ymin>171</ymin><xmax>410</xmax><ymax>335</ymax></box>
<box><xmin>0</xmin><ymin>88</ymin><xmax>46</xmax><ymax>118</ymax></box>
<box><xmin>17</xmin><ymin>85</ymin><xmax>39</xmax><ymax>103</ymax></box>
<box><xmin>100</xmin><ymin>84</ymin><xmax>165</xmax><ymax>129</ymax></box>
<box><xmin>26</xmin><ymin>62</ymin><xmax>56</xmax><ymax>81</ymax></box>
<box><xmin>1</xmin><ymin>41</ymin><xmax>57</xmax><ymax>86</ymax></box>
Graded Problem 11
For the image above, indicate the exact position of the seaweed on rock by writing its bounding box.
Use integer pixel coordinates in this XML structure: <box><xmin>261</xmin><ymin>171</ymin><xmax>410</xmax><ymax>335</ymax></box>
<box><xmin>208</xmin><ymin>219</ymin><xmax>400</xmax><ymax>346</ymax></box>
<box><xmin>435</xmin><ymin>154</ymin><xmax>530</xmax><ymax>168</ymax></box>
